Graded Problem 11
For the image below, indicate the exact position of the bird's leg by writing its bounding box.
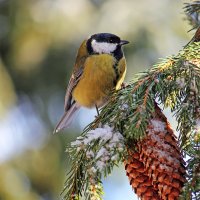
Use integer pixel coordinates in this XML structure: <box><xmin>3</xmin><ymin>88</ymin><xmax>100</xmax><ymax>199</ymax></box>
<box><xmin>94</xmin><ymin>104</ymin><xmax>103</xmax><ymax>128</ymax></box>
<box><xmin>95</xmin><ymin>104</ymin><xmax>100</xmax><ymax>116</ymax></box>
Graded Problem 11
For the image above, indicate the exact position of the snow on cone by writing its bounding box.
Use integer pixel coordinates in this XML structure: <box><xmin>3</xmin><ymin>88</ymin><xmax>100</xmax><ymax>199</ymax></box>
<box><xmin>125</xmin><ymin>103</ymin><xmax>186</xmax><ymax>200</ymax></box>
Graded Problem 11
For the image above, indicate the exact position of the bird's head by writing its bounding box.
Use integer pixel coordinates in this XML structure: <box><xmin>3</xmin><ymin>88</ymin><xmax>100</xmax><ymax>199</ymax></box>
<box><xmin>87</xmin><ymin>33</ymin><xmax>129</xmax><ymax>59</ymax></box>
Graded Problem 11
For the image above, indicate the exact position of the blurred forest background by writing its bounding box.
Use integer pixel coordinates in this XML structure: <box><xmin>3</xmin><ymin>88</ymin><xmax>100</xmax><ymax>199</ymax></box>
<box><xmin>0</xmin><ymin>0</ymin><xmax>194</xmax><ymax>200</ymax></box>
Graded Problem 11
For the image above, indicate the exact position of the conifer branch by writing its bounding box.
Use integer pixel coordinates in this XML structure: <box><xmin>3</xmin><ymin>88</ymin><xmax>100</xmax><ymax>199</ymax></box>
<box><xmin>62</xmin><ymin>40</ymin><xmax>200</xmax><ymax>199</ymax></box>
<box><xmin>184</xmin><ymin>1</ymin><xmax>200</xmax><ymax>27</ymax></box>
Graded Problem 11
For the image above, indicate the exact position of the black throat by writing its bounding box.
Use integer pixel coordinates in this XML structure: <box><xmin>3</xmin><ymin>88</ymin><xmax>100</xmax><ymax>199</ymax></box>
<box><xmin>112</xmin><ymin>45</ymin><xmax>123</xmax><ymax>61</ymax></box>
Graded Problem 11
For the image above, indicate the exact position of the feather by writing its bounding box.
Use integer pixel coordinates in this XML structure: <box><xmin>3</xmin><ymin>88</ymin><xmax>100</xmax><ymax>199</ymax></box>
<box><xmin>53</xmin><ymin>103</ymin><xmax>80</xmax><ymax>134</ymax></box>
<box><xmin>53</xmin><ymin>40</ymin><xmax>88</xmax><ymax>133</ymax></box>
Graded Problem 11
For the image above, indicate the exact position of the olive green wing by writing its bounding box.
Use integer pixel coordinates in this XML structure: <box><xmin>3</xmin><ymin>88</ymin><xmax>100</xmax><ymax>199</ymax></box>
<box><xmin>64</xmin><ymin>68</ymin><xmax>84</xmax><ymax>111</ymax></box>
<box><xmin>54</xmin><ymin>40</ymin><xmax>88</xmax><ymax>133</ymax></box>
<box><xmin>64</xmin><ymin>40</ymin><xmax>88</xmax><ymax>111</ymax></box>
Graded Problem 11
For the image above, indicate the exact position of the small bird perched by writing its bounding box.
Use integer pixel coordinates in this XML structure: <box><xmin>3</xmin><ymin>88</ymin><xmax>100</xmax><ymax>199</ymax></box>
<box><xmin>54</xmin><ymin>33</ymin><xmax>129</xmax><ymax>133</ymax></box>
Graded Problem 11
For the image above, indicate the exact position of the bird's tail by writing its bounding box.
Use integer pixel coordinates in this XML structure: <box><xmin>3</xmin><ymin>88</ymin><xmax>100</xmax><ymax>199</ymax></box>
<box><xmin>53</xmin><ymin>103</ymin><xmax>80</xmax><ymax>134</ymax></box>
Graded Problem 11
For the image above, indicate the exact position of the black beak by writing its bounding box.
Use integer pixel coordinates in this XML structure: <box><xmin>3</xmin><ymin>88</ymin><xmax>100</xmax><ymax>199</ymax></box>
<box><xmin>120</xmin><ymin>40</ymin><xmax>129</xmax><ymax>46</ymax></box>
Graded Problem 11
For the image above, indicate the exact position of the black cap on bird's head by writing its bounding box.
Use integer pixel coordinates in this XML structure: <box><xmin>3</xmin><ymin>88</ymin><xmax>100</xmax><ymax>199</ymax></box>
<box><xmin>90</xmin><ymin>33</ymin><xmax>129</xmax><ymax>45</ymax></box>
<box><xmin>87</xmin><ymin>33</ymin><xmax>129</xmax><ymax>60</ymax></box>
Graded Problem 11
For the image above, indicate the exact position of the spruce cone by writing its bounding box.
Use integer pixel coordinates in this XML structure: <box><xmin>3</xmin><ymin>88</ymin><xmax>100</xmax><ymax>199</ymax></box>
<box><xmin>125</xmin><ymin>104</ymin><xmax>186</xmax><ymax>200</ymax></box>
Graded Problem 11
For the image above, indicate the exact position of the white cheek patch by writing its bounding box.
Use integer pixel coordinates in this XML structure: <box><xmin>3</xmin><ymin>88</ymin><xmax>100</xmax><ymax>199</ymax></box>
<box><xmin>91</xmin><ymin>40</ymin><xmax>117</xmax><ymax>54</ymax></box>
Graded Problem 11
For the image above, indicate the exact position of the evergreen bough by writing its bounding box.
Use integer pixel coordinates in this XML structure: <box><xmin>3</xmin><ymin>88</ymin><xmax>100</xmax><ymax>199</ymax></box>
<box><xmin>62</xmin><ymin>2</ymin><xmax>200</xmax><ymax>200</ymax></box>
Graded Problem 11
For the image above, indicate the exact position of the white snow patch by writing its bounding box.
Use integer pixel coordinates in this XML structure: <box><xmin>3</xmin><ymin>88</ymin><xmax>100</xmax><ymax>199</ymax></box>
<box><xmin>119</xmin><ymin>103</ymin><xmax>129</xmax><ymax>110</ymax></box>
<box><xmin>71</xmin><ymin>140</ymin><xmax>82</xmax><ymax>147</ymax></box>
<box><xmin>83</xmin><ymin>125</ymin><xmax>113</xmax><ymax>145</ymax></box>
<box><xmin>71</xmin><ymin>124</ymin><xmax>125</xmax><ymax>174</ymax></box>
<box><xmin>86</xmin><ymin>150</ymin><xmax>94</xmax><ymax>159</ymax></box>
<box><xmin>149</xmin><ymin>132</ymin><xmax>163</xmax><ymax>143</ymax></box>
<box><xmin>96</xmin><ymin>147</ymin><xmax>108</xmax><ymax>159</ymax></box>
<box><xmin>150</xmin><ymin>119</ymin><xmax>166</xmax><ymax>132</ymax></box>
<box><xmin>111</xmin><ymin>155</ymin><xmax>118</xmax><ymax>161</ymax></box>
<box><xmin>159</xmin><ymin>164</ymin><xmax>172</xmax><ymax>172</ymax></box>
<box><xmin>176</xmin><ymin>78</ymin><xmax>185</xmax><ymax>88</ymax></box>
<box><xmin>96</xmin><ymin>160</ymin><xmax>106</xmax><ymax>171</ymax></box>
<box><xmin>196</xmin><ymin>118</ymin><xmax>200</xmax><ymax>130</ymax></box>
<box><xmin>88</xmin><ymin>167</ymin><xmax>97</xmax><ymax>175</ymax></box>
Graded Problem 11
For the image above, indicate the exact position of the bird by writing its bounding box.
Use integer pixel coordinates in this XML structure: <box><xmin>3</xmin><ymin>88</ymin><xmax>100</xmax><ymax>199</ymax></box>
<box><xmin>54</xmin><ymin>33</ymin><xmax>129</xmax><ymax>133</ymax></box>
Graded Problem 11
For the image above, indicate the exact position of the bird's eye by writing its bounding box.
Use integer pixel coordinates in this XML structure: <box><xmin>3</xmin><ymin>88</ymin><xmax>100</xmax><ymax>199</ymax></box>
<box><xmin>109</xmin><ymin>39</ymin><xmax>113</xmax><ymax>43</ymax></box>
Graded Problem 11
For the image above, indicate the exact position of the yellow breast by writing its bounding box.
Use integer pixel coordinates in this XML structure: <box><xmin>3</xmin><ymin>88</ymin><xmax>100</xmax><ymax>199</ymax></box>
<box><xmin>72</xmin><ymin>54</ymin><xmax>126</xmax><ymax>107</ymax></box>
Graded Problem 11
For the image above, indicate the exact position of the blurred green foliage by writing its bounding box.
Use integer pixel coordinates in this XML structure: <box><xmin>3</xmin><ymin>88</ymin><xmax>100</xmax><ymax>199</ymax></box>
<box><xmin>0</xmin><ymin>0</ymin><xmax>193</xmax><ymax>199</ymax></box>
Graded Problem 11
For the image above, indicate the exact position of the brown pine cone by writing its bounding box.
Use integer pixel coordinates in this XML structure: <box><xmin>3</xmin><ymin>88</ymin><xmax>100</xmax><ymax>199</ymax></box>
<box><xmin>124</xmin><ymin>104</ymin><xmax>186</xmax><ymax>200</ymax></box>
